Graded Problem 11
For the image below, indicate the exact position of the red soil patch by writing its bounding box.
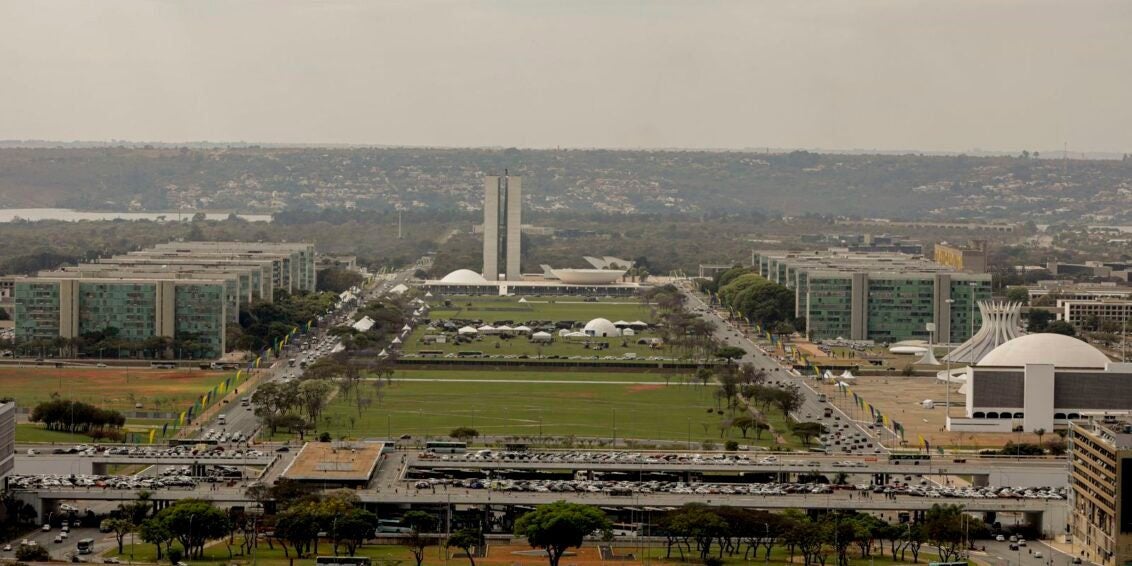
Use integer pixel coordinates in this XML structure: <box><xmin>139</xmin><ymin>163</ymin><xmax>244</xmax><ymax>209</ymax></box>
<box><xmin>626</xmin><ymin>384</ymin><xmax>664</xmax><ymax>393</ymax></box>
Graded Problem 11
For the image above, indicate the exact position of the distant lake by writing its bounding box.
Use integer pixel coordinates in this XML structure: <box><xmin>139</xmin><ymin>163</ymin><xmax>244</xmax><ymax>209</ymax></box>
<box><xmin>0</xmin><ymin>208</ymin><xmax>273</xmax><ymax>223</ymax></box>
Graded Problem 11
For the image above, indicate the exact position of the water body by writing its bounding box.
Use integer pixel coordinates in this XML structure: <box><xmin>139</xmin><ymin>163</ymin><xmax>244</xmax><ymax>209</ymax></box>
<box><xmin>0</xmin><ymin>208</ymin><xmax>272</xmax><ymax>223</ymax></box>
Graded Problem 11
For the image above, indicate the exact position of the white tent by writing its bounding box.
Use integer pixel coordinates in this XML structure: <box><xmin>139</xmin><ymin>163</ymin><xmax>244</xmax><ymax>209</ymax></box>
<box><xmin>613</xmin><ymin>320</ymin><xmax>631</xmax><ymax>328</ymax></box>
<box><xmin>513</xmin><ymin>325</ymin><xmax>533</xmax><ymax>334</ymax></box>
<box><xmin>835</xmin><ymin>381</ymin><xmax>850</xmax><ymax>389</ymax></box>
<box><xmin>378</xmin><ymin>349</ymin><xmax>388</xmax><ymax>357</ymax></box>
<box><xmin>558</xmin><ymin>329</ymin><xmax>571</xmax><ymax>337</ymax></box>
<box><xmin>389</xmin><ymin>283</ymin><xmax>409</xmax><ymax>295</ymax></box>
<box><xmin>518</xmin><ymin>297</ymin><xmax>528</xmax><ymax>303</ymax></box>
<box><xmin>495</xmin><ymin>325</ymin><xmax>514</xmax><ymax>333</ymax></box>
<box><xmin>352</xmin><ymin>316</ymin><xmax>376</xmax><ymax>332</ymax></box>
<box><xmin>391</xmin><ymin>336</ymin><xmax>402</xmax><ymax>344</ymax></box>
<box><xmin>628</xmin><ymin>320</ymin><xmax>648</xmax><ymax>329</ymax></box>
<box><xmin>839</xmin><ymin>370</ymin><xmax>856</xmax><ymax>380</ymax></box>
<box><xmin>402</xmin><ymin>324</ymin><xmax>413</xmax><ymax>332</ymax></box>
<box><xmin>565</xmin><ymin>331</ymin><xmax>588</xmax><ymax>338</ymax></box>
<box><xmin>921</xmin><ymin>399</ymin><xmax>936</xmax><ymax>409</ymax></box>
<box><xmin>477</xmin><ymin>324</ymin><xmax>495</xmax><ymax>334</ymax></box>
<box><xmin>424</xmin><ymin>291</ymin><xmax>433</xmax><ymax>298</ymax></box>
<box><xmin>822</xmin><ymin>370</ymin><xmax>835</xmax><ymax>381</ymax></box>
<box><xmin>458</xmin><ymin>326</ymin><xmax>478</xmax><ymax>335</ymax></box>
<box><xmin>531</xmin><ymin>331</ymin><xmax>553</xmax><ymax>342</ymax></box>
<box><xmin>622</xmin><ymin>328</ymin><xmax>636</xmax><ymax>336</ymax></box>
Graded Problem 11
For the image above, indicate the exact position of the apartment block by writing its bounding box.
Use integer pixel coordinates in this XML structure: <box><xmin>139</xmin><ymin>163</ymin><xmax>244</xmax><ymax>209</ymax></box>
<box><xmin>1069</xmin><ymin>417</ymin><xmax>1132</xmax><ymax>566</ymax></box>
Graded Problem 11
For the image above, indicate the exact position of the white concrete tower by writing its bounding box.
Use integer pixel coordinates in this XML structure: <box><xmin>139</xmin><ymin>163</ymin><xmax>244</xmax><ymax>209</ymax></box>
<box><xmin>482</xmin><ymin>176</ymin><xmax>500</xmax><ymax>280</ymax></box>
<box><xmin>504</xmin><ymin>176</ymin><xmax>522</xmax><ymax>280</ymax></box>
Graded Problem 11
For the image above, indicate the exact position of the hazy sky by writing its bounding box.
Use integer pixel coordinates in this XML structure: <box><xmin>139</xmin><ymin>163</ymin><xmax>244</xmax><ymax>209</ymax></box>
<box><xmin>2</xmin><ymin>1</ymin><xmax>1130</xmax><ymax>153</ymax></box>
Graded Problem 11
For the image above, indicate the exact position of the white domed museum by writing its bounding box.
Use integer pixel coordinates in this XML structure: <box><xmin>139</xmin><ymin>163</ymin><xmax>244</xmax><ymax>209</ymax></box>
<box><xmin>953</xmin><ymin>333</ymin><xmax>1131</xmax><ymax>433</ymax></box>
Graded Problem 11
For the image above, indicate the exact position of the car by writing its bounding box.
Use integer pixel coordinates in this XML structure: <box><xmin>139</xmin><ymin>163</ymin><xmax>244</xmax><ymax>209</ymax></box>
<box><xmin>96</xmin><ymin>363</ymin><xmax>108</xmax><ymax>368</ymax></box>
<box><xmin>3</xmin><ymin>544</ymin><xmax>11</xmax><ymax>551</ymax></box>
<box><xmin>1008</xmin><ymin>544</ymin><xmax>1019</xmax><ymax>551</ymax></box>
<box><xmin>1034</xmin><ymin>552</ymin><xmax>1043</xmax><ymax>559</ymax></box>
<box><xmin>1072</xmin><ymin>557</ymin><xmax>1083</xmax><ymax>564</ymax></box>
<box><xmin>54</xmin><ymin>535</ymin><xmax>63</xmax><ymax>543</ymax></box>
<box><xmin>275</xmin><ymin>446</ymin><xmax>290</xmax><ymax>452</ymax></box>
<box><xmin>43</xmin><ymin>524</ymin><xmax>51</xmax><ymax>531</ymax></box>
<box><xmin>996</xmin><ymin>535</ymin><xmax>1006</xmax><ymax>542</ymax></box>
<box><xmin>1018</xmin><ymin>539</ymin><xmax>1027</xmax><ymax>546</ymax></box>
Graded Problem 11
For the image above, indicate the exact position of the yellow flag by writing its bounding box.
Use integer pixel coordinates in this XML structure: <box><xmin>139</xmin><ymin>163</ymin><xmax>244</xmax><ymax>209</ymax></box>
<box><xmin>148</xmin><ymin>429</ymin><xmax>156</xmax><ymax>444</ymax></box>
<box><xmin>178</xmin><ymin>412</ymin><xmax>186</xmax><ymax>425</ymax></box>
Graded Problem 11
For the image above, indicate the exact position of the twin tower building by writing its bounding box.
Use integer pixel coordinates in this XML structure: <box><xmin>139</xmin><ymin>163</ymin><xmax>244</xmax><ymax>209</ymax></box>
<box><xmin>482</xmin><ymin>174</ymin><xmax>521</xmax><ymax>281</ymax></box>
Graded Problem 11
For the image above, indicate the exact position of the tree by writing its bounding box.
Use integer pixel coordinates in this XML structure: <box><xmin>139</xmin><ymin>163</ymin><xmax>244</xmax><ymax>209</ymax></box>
<box><xmin>514</xmin><ymin>502</ymin><xmax>612</xmax><ymax>566</ymax></box>
<box><xmin>16</xmin><ymin>544</ymin><xmax>50</xmax><ymax>561</ymax></box>
<box><xmin>1027</xmin><ymin>310</ymin><xmax>1053</xmax><ymax>332</ymax></box>
<box><xmin>402</xmin><ymin>510</ymin><xmax>439</xmax><ymax>566</ymax></box>
<box><xmin>298</xmin><ymin>379</ymin><xmax>334</xmax><ymax>424</ymax></box>
<box><xmin>140</xmin><ymin>518</ymin><xmax>174</xmax><ymax>561</ymax></box>
<box><xmin>448</xmin><ymin>528</ymin><xmax>483</xmax><ymax>566</ymax></box>
<box><xmin>106</xmin><ymin>518</ymin><xmax>135</xmax><ymax>554</ymax></box>
<box><xmin>1046</xmin><ymin>320</ymin><xmax>1077</xmax><ymax>337</ymax></box>
<box><xmin>1033</xmin><ymin>428</ymin><xmax>1046</xmax><ymax>446</ymax></box>
<box><xmin>335</xmin><ymin>509</ymin><xmax>379</xmax><ymax>556</ymax></box>
<box><xmin>923</xmin><ymin>504</ymin><xmax>967</xmax><ymax>563</ymax></box>
<box><xmin>716</xmin><ymin>346</ymin><xmax>746</xmax><ymax>364</ymax></box>
<box><xmin>155</xmin><ymin>499</ymin><xmax>230</xmax><ymax>559</ymax></box>
<box><xmin>449</xmin><ymin>427</ymin><xmax>480</xmax><ymax>442</ymax></box>
<box><xmin>1005</xmin><ymin>287</ymin><xmax>1029</xmax><ymax>305</ymax></box>
<box><xmin>791</xmin><ymin>422</ymin><xmax>824</xmax><ymax>447</ymax></box>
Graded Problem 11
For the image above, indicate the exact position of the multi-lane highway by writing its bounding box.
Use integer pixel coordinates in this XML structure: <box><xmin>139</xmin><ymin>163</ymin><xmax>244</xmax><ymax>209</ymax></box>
<box><xmin>682</xmin><ymin>285</ymin><xmax>884</xmax><ymax>455</ymax></box>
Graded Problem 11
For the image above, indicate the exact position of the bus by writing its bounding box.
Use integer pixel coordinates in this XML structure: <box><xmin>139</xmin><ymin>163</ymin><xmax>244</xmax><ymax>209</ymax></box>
<box><xmin>150</xmin><ymin>361</ymin><xmax>177</xmax><ymax>369</ymax></box>
<box><xmin>889</xmin><ymin>453</ymin><xmax>931</xmax><ymax>463</ymax></box>
<box><xmin>424</xmin><ymin>441</ymin><xmax>467</xmax><ymax>454</ymax></box>
<box><xmin>316</xmin><ymin>557</ymin><xmax>372</xmax><ymax>566</ymax></box>
<box><xmin>76</xmin><ymin>538</ymin><xmax>95</xmax><ymax>554</ymax></box>
<box><xmin>375</xmin><ymin>519</ymin><xmax>412</xmax><ymax>534</ymax></box>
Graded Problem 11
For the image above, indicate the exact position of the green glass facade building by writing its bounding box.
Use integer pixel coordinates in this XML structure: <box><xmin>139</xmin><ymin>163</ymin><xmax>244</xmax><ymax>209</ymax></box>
<box><xmin>754</xmin><ymin>251</ymin><xmax>992</xmax><ymax>343</ymax></box>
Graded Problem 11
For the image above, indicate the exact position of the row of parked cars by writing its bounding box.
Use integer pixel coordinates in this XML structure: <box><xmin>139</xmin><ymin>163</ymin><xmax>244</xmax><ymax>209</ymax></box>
<box><xmin>38</xmin><ymin>443</ymin><xmax>264</xmax><ymax>459</ymax></box>
<box><xmin>8</xmin><ymin>474</ymin><xmax>197</xmax><ymax>490</ymax></box>
<box><xmin>409</xmin><ymin>476</ymin><xmax>1067</xmax><ymax>500</ymax></box>
<box><xmin>423</xmin><ymin>450</ymin><xmax>813</xmax><ymax>466</ymax></box>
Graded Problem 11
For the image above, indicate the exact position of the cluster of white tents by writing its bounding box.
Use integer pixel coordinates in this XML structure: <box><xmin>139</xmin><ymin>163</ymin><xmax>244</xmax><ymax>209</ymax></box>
<box><xmin>821</xmin><ymin>369</ymin><xmax>857</xmax><ymax>390</ymax></box>
<box><xmin>455</xmin><ymin>324</ymin><xmax>554</xmax><ymax>342</ymax></box>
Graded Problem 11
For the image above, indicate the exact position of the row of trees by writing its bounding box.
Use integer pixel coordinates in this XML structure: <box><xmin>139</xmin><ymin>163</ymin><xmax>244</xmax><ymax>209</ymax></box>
<box><xmin>656</xmin><ymin>503</ymin><xmax>983</xmax><ymax>566</ymax></box>
<box><xmin>28</xmin><ymin>396</ymin><xmax>126</xmax><ymax>435</ymax></box>
<box><xmin>707</xmin><ymin>267</ymin><xmax>801</xmax><ymax>332</ymax></box>
<box><xmin>642</xmin><ymin>284</ymin><xmax>720</xmax><ymax>361</ymax></box>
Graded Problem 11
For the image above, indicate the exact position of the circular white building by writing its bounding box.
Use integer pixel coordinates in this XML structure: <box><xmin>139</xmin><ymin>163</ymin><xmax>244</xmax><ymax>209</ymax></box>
<box><xmin>551</xmin><ymin>269</ymin><xmax>626</xmax><ymax>285</ymax></box>
<box><xmin>583</xmin><ymin>318</ymin><xmax>620</xmax><ymax>337</ymax></box>
<box><xmin>955</xmin><ymin>333</ymin><xmax>1124</xmax><ymax>433</ymax></box>
<box><xmin>440</xmin><ymin>269</ymin><xmax>489</xmax><ymax>284</ymax></box>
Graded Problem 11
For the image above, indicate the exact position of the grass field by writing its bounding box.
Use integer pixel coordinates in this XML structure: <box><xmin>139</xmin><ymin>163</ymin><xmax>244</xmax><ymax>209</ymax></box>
<box><xmin>0</xmin><ymin>366</ymin><xmax>236</xmax><ymax>413</ymax></box>
<box><xmin>108</xmin><ymin>538</ymin><xmax>941</xmax><ymax>566</ymax></box>
<box><xmin>282</xmin><ymin>369</ymin><xmax>796</xmax><ymax>448</ymax></box>
<box><xmin>426</xmin><ymin>296</ymin><xmax>653</xmax><ymax>324</ymax></box>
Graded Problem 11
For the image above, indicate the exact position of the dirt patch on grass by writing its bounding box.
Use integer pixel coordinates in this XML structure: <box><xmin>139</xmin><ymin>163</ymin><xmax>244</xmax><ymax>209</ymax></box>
<box><xmin>626</xmin><ymin>383</ymin><xmax>664</xmax><ymax>393</ymax></box>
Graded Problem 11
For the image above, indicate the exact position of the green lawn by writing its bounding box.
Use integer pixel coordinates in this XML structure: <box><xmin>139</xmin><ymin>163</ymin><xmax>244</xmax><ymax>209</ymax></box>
<box><xmin>426</xmin><ymin>296</ymin><xmax>653</xmax><ymax>324</ymax></box>
<box><xmin>109</xmin><ymin>536</ymin><xmax>944</xmax><ymax>566</ymax></box>
<box><xmin>282</xmin><ymin>370</ymin><xmax>797</xmax><ymax>448</ymax></box>
<box><xmin>0</xmin><ymin>366</ymin><xmax>238</xmax><ymax>413</ymax></box>
<box><xmin>15</xmin><ymin>423</ymin><xmax>97</xmax><ymax>443</ymax></box>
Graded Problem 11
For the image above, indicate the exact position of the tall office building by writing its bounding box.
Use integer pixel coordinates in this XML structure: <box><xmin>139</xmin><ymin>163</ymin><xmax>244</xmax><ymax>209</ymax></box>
<box><xmin>482</xmin><ymin>175</ymin><xmax>522</xmax><ymax>280</ymax></box>
<box><xmin>1069</xmin><ymin>417</ymin><xmax>1132</xmax><ymax>566</ymax></box>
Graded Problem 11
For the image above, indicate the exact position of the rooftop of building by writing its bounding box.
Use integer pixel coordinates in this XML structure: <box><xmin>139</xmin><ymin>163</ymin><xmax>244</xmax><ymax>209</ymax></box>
<box><xmin>1075</xmin><ymin>416</ymin><xmax>1132</xmax><ymax>450</ymax></box>
<box><xmin>757</xmin><ymin>250</ymin><xmax>990</xmax><ymax>277</ymax></box>
<box><xmin>280</xmin><ymin>441</ymin><xmax>385</xmax><ymax>482</ymax></box>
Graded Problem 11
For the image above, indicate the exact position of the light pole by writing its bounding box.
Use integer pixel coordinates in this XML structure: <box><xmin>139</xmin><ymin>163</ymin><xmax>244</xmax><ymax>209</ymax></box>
<box><xmin>188</xmin><ymin>513</ymin><xmax>196</xmax><ymax>560</ymax></box>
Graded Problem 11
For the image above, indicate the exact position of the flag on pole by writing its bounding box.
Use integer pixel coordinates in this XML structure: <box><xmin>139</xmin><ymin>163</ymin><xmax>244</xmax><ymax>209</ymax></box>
<box><xmin>178</xmin><ymin>412</ymin><xmax>186</xmax><ymax>425</ymax></box>
<box><xmin>162</xmin><ymin>423</ymin><xmax>169</xmax><ymax>437</ymax></box>
<box><xmin>255</xmin><ymin>357</ymin><xmax>262</xmax><ymax>368</ymax></box>
<box><xmin>148</xmin><ymin>429</ymin><xmax>156</xmax><ymax>444</ymax></box>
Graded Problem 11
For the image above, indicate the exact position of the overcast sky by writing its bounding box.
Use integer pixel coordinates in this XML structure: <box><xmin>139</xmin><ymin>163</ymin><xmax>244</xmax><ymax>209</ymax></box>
<box><xmin>2</xmin><ymin>1</ymin><xmax>1130</xmax><ymax>153</ymax></box>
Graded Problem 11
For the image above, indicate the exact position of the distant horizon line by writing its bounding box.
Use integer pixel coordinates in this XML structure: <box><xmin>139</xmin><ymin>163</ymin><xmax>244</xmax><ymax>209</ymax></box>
<box><xmin>0</xmin><ymin>139</ymin><xmax>1126</xmax><ymax>160</ymax></box>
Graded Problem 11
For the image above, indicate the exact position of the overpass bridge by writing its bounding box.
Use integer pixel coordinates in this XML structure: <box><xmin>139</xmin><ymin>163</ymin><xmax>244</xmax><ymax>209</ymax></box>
<box><xmin>13</xmin><ymin>483</ymin><xmax>1064</xmax><ymax>533</ymax></box>
<box><xmin>408</xmin><ymin>454</ymin><xmax>1068</xmax><ymax>487</ymax></box>
<box><xmin>14</xmin><ymin>453</ymin><xmax>277</xmax><ymax>476</ymax></box>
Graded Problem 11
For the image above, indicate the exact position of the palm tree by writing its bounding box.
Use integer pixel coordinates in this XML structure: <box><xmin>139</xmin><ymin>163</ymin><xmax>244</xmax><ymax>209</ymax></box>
<box><xmin>1033</xmin><ymin>428</ymin><xmax>1046</xmax><ymax>447</ymax></box>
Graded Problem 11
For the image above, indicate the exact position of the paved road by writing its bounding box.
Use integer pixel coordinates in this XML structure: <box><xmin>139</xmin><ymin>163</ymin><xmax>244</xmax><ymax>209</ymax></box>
<box><xmin>681</xmin><ymin>285</ymin><xmax>884</xmax><ymax>456</ymax></box>
<box><xmin>983</xmin><ymin>539</ymin><xmax>1089</xmax><ymax>566</ymax></box>
<box><xmin>192</xmin><ymin>267</ymin><xmax>416</xmax><ymax>441</ymax></box>
<box><xmin>2</xmin><ymin>526</ymin><xmax>111</xmax><ymax>562</ymax></box>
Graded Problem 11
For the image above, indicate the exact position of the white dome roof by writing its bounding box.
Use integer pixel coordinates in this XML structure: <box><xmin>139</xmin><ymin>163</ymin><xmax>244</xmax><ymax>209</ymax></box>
<box><xmin>583</xmin><ymin>318</ymin><xmax>620</xmax><ymax>337</ymax></box>
<box><xmin>977</xmin><ymin>333</ymin><xmax>1110</xmax><ymax>368</ymax></box>
<box><xmin>440</xmin><ymin>269</ymin><xmax>488</xmax><ymax>284</ymax></box>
